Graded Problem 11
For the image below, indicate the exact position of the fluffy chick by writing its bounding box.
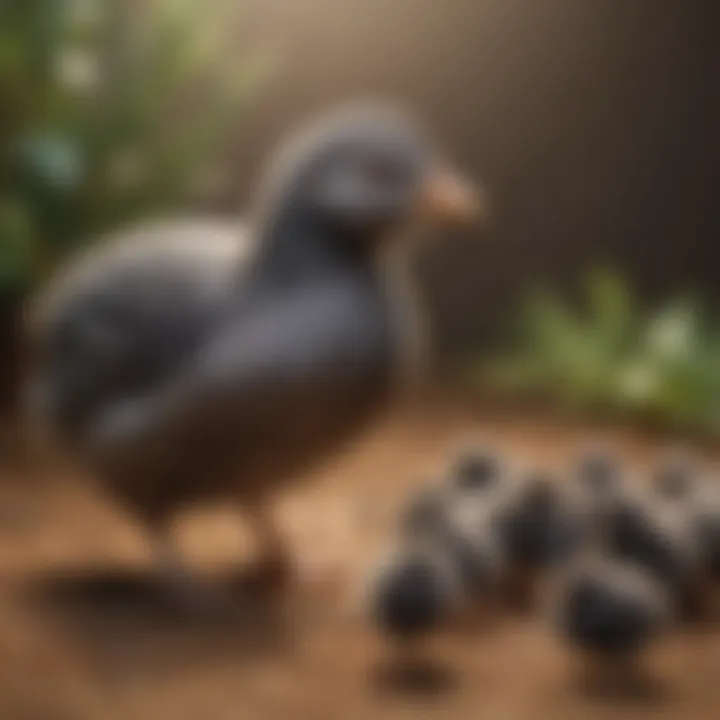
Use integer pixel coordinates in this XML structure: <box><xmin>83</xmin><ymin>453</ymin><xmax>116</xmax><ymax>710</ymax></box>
<box><xmin>369</xmin><ymin>540</ymin><xmax>462</xmax><ymax>643</ymax></box>
<box><xmin>603</xmin><ymin>487</ymin><xmax>706</xmax><ymax>617</ymax></box>
<box><xmin>652</xmin><ymin>461</ymin><xmax>720</xmax><ymax>615</ymax></box>
<box><xmin>550</xmin><ymin>554</ymin><xmax>672</xmax><ymax>688</ymax></box>
<box><xmin>440</xmin><ymin>448</ymin><xmax>512</xmax><ymax>602</ymax></box>
<box><xmin>442</xmin><ymin>495</ymin><xmax>509</xmax><ymax>606</ymax></box>
<box><xmin>370</xmin><ymin>472</ymin><xmax>508</xmax><ymax>644</ymax></box>
<box><xmin>573</xmin><ymin>446</ymin><xmax>628</xmax><ymax>522</ymax></box>
<box><xmin>489</xmin><ymin>469</ymin><xmax>586</xmax><ymax>609</ymax></box>
<box><xmin>648</xmin><ymin>450</ymin><xmax>720</xmax><ymax>583</ymax></box>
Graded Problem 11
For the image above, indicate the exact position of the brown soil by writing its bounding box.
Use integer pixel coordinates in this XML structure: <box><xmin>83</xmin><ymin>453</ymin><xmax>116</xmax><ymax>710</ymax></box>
<box><xmin>1</xmin><ymin>397</ymin><xmax>719</xmax><ymax>720</ymax></box>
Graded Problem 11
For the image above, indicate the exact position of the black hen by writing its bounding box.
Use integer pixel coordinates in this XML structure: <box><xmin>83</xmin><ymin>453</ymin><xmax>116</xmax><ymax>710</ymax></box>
<box><xmin>25</xmin><ymin>103</ymin><xmax>485</xmax><ymax>595</ymax></box>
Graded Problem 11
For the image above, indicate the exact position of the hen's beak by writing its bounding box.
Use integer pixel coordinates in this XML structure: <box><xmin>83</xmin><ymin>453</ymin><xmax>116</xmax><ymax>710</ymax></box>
<box><xmin>418</xmin><ymin>167</ymin><xmax>490</xmax><ymax>226</ymax></box>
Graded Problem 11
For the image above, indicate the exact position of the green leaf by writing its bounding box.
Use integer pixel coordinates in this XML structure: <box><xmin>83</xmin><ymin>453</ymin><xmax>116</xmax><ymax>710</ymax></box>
<box><xmin>642</xmin><ymin>299</ymin><xmax>702</xmax><ymax>362</ymax></box>
<box><xmin>613</xmin><ymin>357</ymin><xmax>663</xmax><ymax>409</ymax></box>
<box><xmin>1</xmin><ymin>0</ymin><xmax>266</xmax><ymax>282</ymax></box>
<box><xmin>584</xmin><ymin>268</ymin><xmax>634</xmax><ymax>353</ymax></box>
<box><xmin>478</xmin><ymin>267</ymin><xmax>720</xmax><ymax>434</ymax></box>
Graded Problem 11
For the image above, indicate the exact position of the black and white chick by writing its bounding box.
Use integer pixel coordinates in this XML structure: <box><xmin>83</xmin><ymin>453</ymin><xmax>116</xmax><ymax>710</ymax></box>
<box><xmin>549</xmin><ymin>553</ymin><xmax>673</xmax><ymax>690</ymax></box>
<box><xmin>602</xmin><ymin>484</ymin><xmax>707</xmax><ymax>619</ymax></box>
<box><xmin>368</xmin><ymin>454</ymin><xmax>509</xmax><ymax>646</ymax></box>
<box><xmin>572</xmin><ymin>446</ymin><xmax>627</xmax><ymax>521</ymax></box>
<box><xmin>493</xmin><ymin>468</ymin><xmax>587</xmax><ymax>609</ymax></box>
<box><xmin>437</xmin><ymin>446</ymin><xmax>512</xmax><ymax>609</ymax></box>
<box><xmin>368</xmin><ymin>537</ymin><xmax>464</xmax><ymax>646</ymax></box>
<box><xmin>652</xmin><ymin>452</ymin><xmax>720</xmax><ymax>606</ymax></box>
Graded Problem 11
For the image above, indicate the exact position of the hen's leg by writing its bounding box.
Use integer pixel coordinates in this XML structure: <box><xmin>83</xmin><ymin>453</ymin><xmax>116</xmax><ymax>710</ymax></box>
<box><xmin>147</xmin><ymin>515</ymin><xmax>221</xmax><ymax>614</ymax></box>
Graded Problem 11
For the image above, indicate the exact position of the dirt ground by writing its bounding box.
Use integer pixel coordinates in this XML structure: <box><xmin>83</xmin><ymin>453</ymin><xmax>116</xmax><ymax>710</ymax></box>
<box><xmin>2</xmin><ymin>396</ymin><xmax>720</xmax><ymax>720</ymax></box>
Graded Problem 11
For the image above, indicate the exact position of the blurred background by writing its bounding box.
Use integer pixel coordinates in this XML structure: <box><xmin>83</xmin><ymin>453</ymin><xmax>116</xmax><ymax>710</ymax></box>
<box><xmin>1</xmin><ymin>1</ymin><xmax>719</xmax><ymax>718</ymax></box>
<box><xmin>2</xmin><ymin>0</ymin><xmax>720</xmax><ymax>430</ymax></box>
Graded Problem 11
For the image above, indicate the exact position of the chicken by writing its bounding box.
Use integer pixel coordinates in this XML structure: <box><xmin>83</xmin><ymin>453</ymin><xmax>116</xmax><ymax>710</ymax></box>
<box><xmin>24</xmin><ymin>103</ymin><xmax>486</xmax><ymax>599</ymax></box>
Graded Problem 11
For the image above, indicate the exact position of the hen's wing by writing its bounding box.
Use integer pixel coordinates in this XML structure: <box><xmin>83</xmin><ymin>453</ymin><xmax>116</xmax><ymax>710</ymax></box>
<box><xmin>87</xmin><ymin>276</ymin><xmax>396</xmax><ymax>474</ymax></box>
<box><xmin>25</xmin><ymin>218</ymin><xmax>251</xmax><ymax>442</ymax></box>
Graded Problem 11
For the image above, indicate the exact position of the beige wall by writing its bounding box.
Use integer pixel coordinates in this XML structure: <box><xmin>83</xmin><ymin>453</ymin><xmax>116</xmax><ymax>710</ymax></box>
<box><xmin>228</xmin><ymin>0</ymin><xmax>718</xmax><ymax>356</ymax></box>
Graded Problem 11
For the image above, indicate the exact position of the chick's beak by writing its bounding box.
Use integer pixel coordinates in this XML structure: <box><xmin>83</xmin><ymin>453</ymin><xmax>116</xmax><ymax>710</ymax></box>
<box><xmin>418</xmin><ymin>166</ymin><xmax>489</xmax><ymax>226</ymax></box>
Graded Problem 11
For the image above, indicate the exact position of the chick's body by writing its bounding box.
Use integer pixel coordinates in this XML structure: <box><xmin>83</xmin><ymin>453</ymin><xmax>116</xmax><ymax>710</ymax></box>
<box><xmin>370</xmin><ymin>541</ymin><xmax>462</xmax><ymax>641</ymax></box>
<box><xmin>602</xmin><ymin>485</ymin><xmax>707</xmax><ymax>619</ymax></box>
<box><xmin>553</xmin><ymin>556</ymin><xmax>671</xmax><ymax>661</ymax></box>
<box><xmin>369</xmin><ymin>457</ymin><xmax>509</xmax><ymax>643</ymax></box>
<box><xmin>488</xmin><ymin>470</ymin><xmax>589</xmax><ymax>609</ymax></box>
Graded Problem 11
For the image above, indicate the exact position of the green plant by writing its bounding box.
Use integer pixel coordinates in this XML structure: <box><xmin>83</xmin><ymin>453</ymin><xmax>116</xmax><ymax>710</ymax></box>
<box><xmin>0</xmin><ymin>0</ymin><xmax>271</xmax><ymax>293</ymax></box>
<box><xmin>480</xmin><ymin>269</ymin><xmax>720</xmax><ymax>433</ymax></box>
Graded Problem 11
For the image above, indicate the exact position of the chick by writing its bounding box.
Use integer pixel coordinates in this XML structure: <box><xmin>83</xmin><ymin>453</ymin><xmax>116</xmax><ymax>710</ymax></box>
<box><xmin>603</xmin><ymin>488</ymin><xmax>706</xmax><ymax>618</ymax></box>
<box><xmin>369</xmin><ymin>540</ymin><xmax>462</xmax><ymax>644</ymax></box>
<box><xmin>442</xmin><ymin>495</ymin><xmax>509</xmax><ymax>610</ymax></box>
<box><xmin>651</xmin><ymin>460</ymin><xmax>720</xmax><ymax>620</ymax></box>
<box><xmin>649</xmin><ymin>450</ymin><xmax>720</xmax><ymax>585</ymax></box>
<box><xmin>443</xmin><ymin>448</ymin><xmax>514</xmax><ymax>602</ymax></box>
<box><xmin>370</xmin><ymin>470</ymin><xmax>508</xmax><ymax>645</ymax></box>
<box><xmin>648</xmin><ymin>450</ymin><xmax>720</xmax><ymax>581</ymax></box>
<box><xmin>494</xmin><ymin>470</ymin><xmax>586</xmax><ymax>609</ymax></box>
<box><xmin>568</xmin><ymin>448</ymin><xmax>647</xmax><ymax>573</ymax></box>
<box><xmin>573</xmin><ymin>446</ymin><xmax>627</xmax><ymax>522</ymax></box>
<box><xmin>550</xmin><ymin>554</ymin><xmax>672</xmax><ymax>690</ymax></box>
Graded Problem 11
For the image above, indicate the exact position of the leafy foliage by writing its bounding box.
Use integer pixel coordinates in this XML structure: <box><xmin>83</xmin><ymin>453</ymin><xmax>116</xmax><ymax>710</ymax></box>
<box><xmin>0</xmin><ymin>0</ymin><xmax>270</xmax><ymax>292</ymax></box>
<box><xmin>481</xmin><ymin>269</ymin><xmax>720</xmax><ymax>433</ymax></box>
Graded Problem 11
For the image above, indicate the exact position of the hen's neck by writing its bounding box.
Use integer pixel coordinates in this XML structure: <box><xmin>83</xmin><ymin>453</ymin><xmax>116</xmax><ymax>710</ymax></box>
<box><xmin>249</xmin><ymin>206</ymin><xmax>378</xmax><ymax>287</ymax></box>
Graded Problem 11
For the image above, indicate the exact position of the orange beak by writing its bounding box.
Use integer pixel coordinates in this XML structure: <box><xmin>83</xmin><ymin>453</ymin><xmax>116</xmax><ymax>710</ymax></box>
<box><xmin>418</xmin><ymin>167</ymin><xmax>489</xmax><ymax>226</ymax></box>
